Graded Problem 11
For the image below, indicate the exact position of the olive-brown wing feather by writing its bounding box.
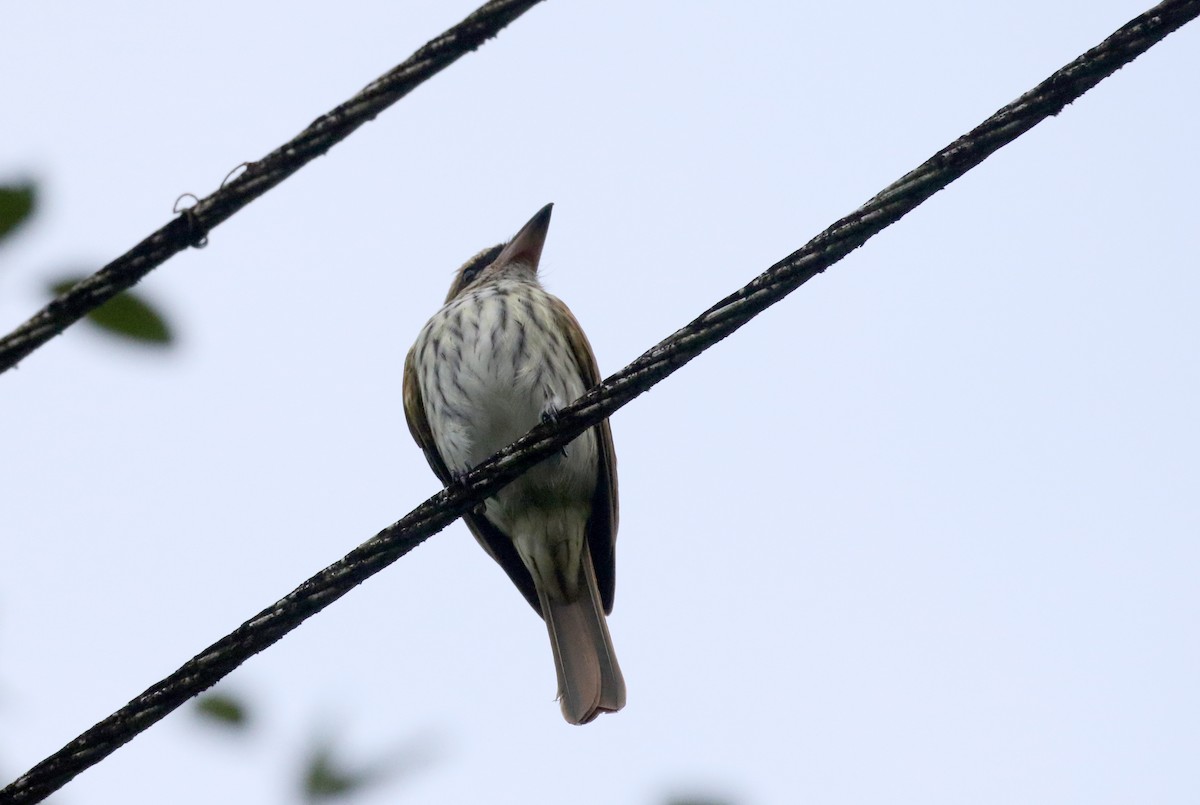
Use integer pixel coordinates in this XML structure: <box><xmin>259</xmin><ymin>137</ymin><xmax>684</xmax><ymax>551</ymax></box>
<box><xmin>547</xmin><ymin>296</ymin><xmax>619</xmax><ymax>614</ymax></box>
<box><xmin>403</xmin><ymin>343</ymin><xmax>543</xmax><ymax>613</ymax></box>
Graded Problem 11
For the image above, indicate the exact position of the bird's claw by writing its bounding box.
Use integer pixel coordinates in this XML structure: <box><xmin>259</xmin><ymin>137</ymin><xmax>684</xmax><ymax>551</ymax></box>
<box><xmin>541</xmin><ymin>405</ymin><xmax>569</xmax><ymax>457</ymax></box>
<box><xmin>450</xmin><ymin>469</ymin><xmax>487</xmax><ymax>515</ymax></box>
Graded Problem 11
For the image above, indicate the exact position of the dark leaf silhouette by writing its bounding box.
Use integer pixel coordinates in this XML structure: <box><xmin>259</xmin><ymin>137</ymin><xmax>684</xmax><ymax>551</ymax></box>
<box><xmin>49</xmin><ymin>276</ymin><xmax>173</xmax><ymax>345</ymax></box>
<box><xmin>0</xmin><ymin>183</ymin><xmax>36</xmax><ymax>242</ymax></box>
<box><xmin>194</xmin><ymin>693</ymin><xmax>249</xmax><ymax>728</ymax></box>
<box><xmin>300</xmin><ymin>729</ymin><xmax>440</xmax><ymax>802</ymax></box>
<box><xmin>302</xmin><ymin>744</ymin><xmax>377</xmax><ymax>801</ymax></box>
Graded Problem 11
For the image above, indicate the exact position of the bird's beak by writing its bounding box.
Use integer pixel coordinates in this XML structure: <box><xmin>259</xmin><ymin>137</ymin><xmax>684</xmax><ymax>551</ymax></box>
<box><xmin>494</xmin><ymin>203</ymin><xmax>553</xmax><ymax>271</ymax></box>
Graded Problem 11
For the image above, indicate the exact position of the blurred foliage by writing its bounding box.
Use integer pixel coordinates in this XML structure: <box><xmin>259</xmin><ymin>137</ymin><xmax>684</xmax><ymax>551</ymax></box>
<box><xmin>0</xmin><ymin>183</ymin><xmax>36</xmax><ymax>242</ymax></box>
<box><xmin>300</xmin><ymin>729</ymin><xmax>441</xmax><ymax>803</ymax></box>
<box><xmin>49</xmin><ymin>276</ymin><xmax>173</xmax><ymax>346</ymax></box>
<box><xmin>300</xmin><ymin>739</ymin><xmax>398</xmax><ymax>801</ymax></box>
<box><xmin>1</xmin><ymin>177</ymin><xmax>178</xmax><ymax>348</ymax></box>
<box><xmin>302</xmin><ymin>743</ymin><xmax>380</xmax><ymax>802</ymax></box>
<box><xmin>194</xmin><ymin>692</ymin><xmax>250</xmax><ymax>729</ymax></box>
<box><xmin>190</xmin><ymin>687</ymin><xmax>439</xmax><ymax>802</ymax></box>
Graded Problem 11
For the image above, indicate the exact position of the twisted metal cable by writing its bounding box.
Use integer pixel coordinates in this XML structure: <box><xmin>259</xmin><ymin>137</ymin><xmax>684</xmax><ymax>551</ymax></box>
<box><xmin>0</xmin><ymin>0</ymin><xmax>546</xmax><ymax>375</ymax></box>
<box><xmin>3</xmin><ymin>1</ymin><xmax>1197</xmax><ymax>802</ymax></box>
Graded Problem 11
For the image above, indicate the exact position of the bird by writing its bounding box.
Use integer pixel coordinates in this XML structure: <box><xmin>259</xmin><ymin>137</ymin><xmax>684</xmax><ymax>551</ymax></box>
<box><xmin>402</xmin><ymin>203</ymin><xmax>625</xmax><ymax>724</ymax></box>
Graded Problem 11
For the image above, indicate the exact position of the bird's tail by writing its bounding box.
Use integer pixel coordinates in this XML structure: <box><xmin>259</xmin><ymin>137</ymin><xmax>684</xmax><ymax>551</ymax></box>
<box><xmin>538</xmin><ymin>549</ymin><xmax>626</xmax><ymax>725</ymax></box>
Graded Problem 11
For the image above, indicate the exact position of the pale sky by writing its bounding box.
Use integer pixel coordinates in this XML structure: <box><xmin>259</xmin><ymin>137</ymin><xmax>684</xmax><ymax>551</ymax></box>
<box><xmin>2</xmin><ymin>2</ymin><xmax>1198</xmax><ymax>803</ymax></box>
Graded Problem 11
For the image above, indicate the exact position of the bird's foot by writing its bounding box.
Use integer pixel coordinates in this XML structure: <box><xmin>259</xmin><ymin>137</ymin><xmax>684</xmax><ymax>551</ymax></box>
<box><xmin>450</xmin><ymin>469</ymin><xmax>487</xmax><ymax>516</ymax></box>
<box><xmin>540</xmin><ymin>404</ymin><xmax>568</xmax><ymax>457</ymax></box>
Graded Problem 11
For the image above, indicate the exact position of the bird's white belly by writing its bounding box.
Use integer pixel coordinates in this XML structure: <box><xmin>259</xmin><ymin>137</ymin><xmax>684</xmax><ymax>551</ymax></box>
<box><xmin>416</xmin><ymin>284</ymin><xmax>599</xmax><ymax>504</ymax></box>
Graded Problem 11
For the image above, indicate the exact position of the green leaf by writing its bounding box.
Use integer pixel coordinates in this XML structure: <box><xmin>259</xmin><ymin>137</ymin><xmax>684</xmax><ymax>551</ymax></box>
<box><xmin>303</xmin><ymin>746</ymin><xmax>374</xmax><ymax>801</ymax></box>
<box><xmin>300</xmin><ymin>730</ymin><xmax>439</xmax><ymax>802</ymax></box>
<box><xmin>194</xmin><ymin>693</ymin><xmax>249</xmax><ymax>728</ymax></box>
<box><xmin>50</xmin><ymin>276</ymin><xmax>174</xmax><ymax>345</ymax></box>
<box><xmin>0</xmin><ymin>183</ymin><xmax>36</xmax><ymax>242</ymax></box>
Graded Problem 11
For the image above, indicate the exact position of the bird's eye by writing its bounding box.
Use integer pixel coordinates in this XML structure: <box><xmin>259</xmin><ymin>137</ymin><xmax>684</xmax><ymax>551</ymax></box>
<box><xmin>458</xmin><ymin>243</ymin><xmax>505</xmax><ymax>287</ymax></box>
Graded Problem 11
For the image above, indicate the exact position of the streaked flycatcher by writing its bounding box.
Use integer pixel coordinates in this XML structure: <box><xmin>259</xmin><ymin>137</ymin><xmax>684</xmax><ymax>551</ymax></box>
<box><xmin>403</xmin><ymin>204</ymin><xmax>625</xmax><ymax>724</ymax></box>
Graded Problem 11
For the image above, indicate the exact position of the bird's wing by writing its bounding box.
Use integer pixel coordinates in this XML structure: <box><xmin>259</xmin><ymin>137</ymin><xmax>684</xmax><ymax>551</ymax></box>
<box><xmin>548</xmin><ymin>296</ymin><xmax>620</xmax><ymax>614</ymax></box>
<box><xmin>403</xmin><ymin>342</ymin><xmax>543</xmax><ymax>613</ymax></box>
<box><xmin>402</xmin><ymin>343</ymin><xmax>451</xmax><ymax>485</ymax></box>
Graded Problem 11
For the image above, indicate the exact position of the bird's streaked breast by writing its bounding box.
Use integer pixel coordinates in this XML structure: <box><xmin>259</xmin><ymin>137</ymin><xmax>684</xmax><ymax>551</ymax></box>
<box><xmin>412</xmin><ymin>278</ymin><xmax>595</xmax><ymax>482</ymax></box>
